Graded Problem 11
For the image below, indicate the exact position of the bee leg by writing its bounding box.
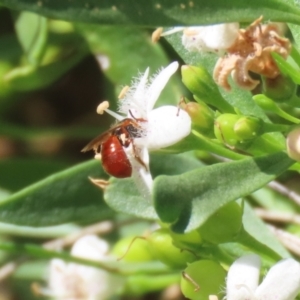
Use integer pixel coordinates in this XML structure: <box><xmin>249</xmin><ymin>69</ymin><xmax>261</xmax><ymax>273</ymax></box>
<box><xmin>132</xmin><ymin>141</ymin><xmax>148</xmax><ymax>171</ymax></box>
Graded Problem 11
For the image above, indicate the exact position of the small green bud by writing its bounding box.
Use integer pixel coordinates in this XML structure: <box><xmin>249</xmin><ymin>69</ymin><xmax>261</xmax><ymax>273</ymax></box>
<box><xmin>262</xmin><ymin>75</ymin><xmax>296</xmax><ymax>102</ymax></box>
<box><xmin>253</xmin><ymin>94</ymin><xmax>278</xmax><ymax>111</ymax></box>
<box><xmin>181</xmin><ymin>65</ymin><xmax>234</xmax><ymax>113</ymax></box>
<box><xmin>181</xmin><ymin>260</ymin><xmax>226</xmax><ymax>300</ymax></box>
<box><xmin>286</xmin><ymin>127</ymin><xmax>300</xmax><ymax>161</ymax></box>
<box><xmin>170</xmin><ymin>229</ymin><xmax>202</xmax><ymax>250</ymax></box>
<box><xmin>214</xmin><ymin>113</ymin><xmax>241</xmax><ymax>147</ymax></box>
<box><xmin>112</xmin><ymin>236</ymin><xmax>153</xmax><ymax>262</ymax></box>
<box><xmin>253</xmin><ymin>94</ymin><xmax>300</xmax><ymax>124</ymax></box>
<box><xmin>234</xmin><ymin>116</ymin><xmax>264</xmax><ymax>140</ymax></box>
<box><xmin>148</xmin><ymin>229</ymin><xmax>197</xmax><ymax>268</ymax></box>
<box><xmin>198</xmin><ymin>202</ymin><xmax>243</xmax><ymax>244</ymax></box>
<box><xmin>181</xmin><ymin>100</ymin><xmax>214</xmax><ymax>137</ymax></box>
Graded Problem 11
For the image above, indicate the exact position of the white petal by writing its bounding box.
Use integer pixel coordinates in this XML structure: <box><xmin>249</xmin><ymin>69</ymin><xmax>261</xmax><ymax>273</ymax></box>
<box><xmin>146</xmin><ymin>105</ymin><xmax>191</xmax><ymax>150</ymax></box>
<box><xmin>133</xmin><ymin>67</ymin><xmax>149</xmax><ymax>102</ymax></box>
<box><xmin>254</xmin><ymin>258</ymin><xmax>300</xmax><ymax>300</ymax></box>
<box><xmin>147</xmin><ymin>62</ymin><xmax>179</xmax><ymax>112</ymax></box>
<box><xmin>73</xmin><ymin>263</ymin><xmax>124</xmax><ymax>300</ymax></box>
<box><xmin>49</xmin><ymin>237</ymin><xmax>125</xmax><ymax>299</ymax></box>
<box><xmin>49</xmin><ymin>259</ymin><xmax>70</xmax><ymax>297</ymax></box>
<box><xmin>125</xmin><ymin>144</ymin><xmax>153</xmax><ymax>201</ymax></box>
<box><xmin>71</xmin><ymin>235</ymin><xmax>110</xmax><ymax>261</ymax></box>
<box><xmin>226</xmin><ymin>254</ymin><xmax>261</xmax><ymax>300</ymax></box>
<box><xmin>119</xmin><ymin>68</ymin><xmax>150</xmax><ymax>118</ymax></box>
<box><xmin>182</xmin><ymin>23</ymin><xmax>239</xmax><ymax>53</ymax></box>
<box><xmin>201</xmin><ymin>23</ymin><xmax>239</xmax><ymax>50</ymax></box>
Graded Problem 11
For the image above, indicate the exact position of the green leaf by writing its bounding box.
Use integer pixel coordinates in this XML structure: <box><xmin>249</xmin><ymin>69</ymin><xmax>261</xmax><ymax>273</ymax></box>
<box><xmin>271</xmin><ymin>52</ymin><xmax>300</xmax><ymax>85</ymax></box>
<box><xmin>0</xmin><ymin>160</ymin><xmax>114</xmax><ymax>226</ymax></box>
<box><xmin>14</xmin><ymin>11</ymin><xmax>48</xmax><ymax>66</ymax></box>
<box><xmin>0</xmin><ymin>120</ymin><xmax>104</xmax><ymax>141</ymax></box>
<box><xmin>105</xmin><ymin>177</ymin><xmax>158</xmax><ymax>220</ymax></box>
<box><xmin>104</xmin><ymin>153</ymin><xmax>204</xmax><ymax>220</ymax></box>
<box><xmin>153</xmin><ymin>152</ymin><xmax>294</xmax><ymax>233</ymax></box>
<box><xmin>0</xmin><ymin>158</ymin><xmax>69</xmax><ymax>192</ymax></box>
<box><xmin>1</xmin><ymin>0</ymin><xmax>300</xmax><ymax>25</ymax></box>
<box><xmin>4</xmin><ymin>48</ymin><xmax>87</xmax><ymax>92</ymax></box>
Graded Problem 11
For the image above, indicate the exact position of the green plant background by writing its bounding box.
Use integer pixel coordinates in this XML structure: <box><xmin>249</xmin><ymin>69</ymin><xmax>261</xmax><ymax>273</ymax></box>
<box><xmin>0</xmin><ymin>0</ymin><xmax>300</xmax><ymax>299</ymax></box>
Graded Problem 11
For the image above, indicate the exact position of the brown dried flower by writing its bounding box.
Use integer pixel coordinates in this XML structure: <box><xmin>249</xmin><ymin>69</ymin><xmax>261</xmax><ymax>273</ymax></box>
<box><xmin>213</xmin><ymin>16</ymin><xmax>291</xmax><ymax>91</ymax></box>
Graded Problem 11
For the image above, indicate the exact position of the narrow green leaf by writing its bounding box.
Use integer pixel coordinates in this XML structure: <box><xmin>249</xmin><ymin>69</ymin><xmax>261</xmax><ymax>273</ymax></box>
<box><xmin>0</xmin><ymin>158</ymin><xmax>69</xmax><ymax>192</ymax></box>
<box><xmin>241</xmin><ymin>202</ymin><xmax>290</xmax><ymax>258</ymax></box>
<box><xmin>0</xmin><ymin>241</ymin><xmax>170</xmax><ymax>275</ymax></box>
<box><xmin>153</xmin><ymin>152</ymin><xmax>294</xmax><ymax>233</ymax></box>
<box><xmin>1</xmin><ymin>0</ymin><xmax>300</xmax><ymax>26</ymax></box>
<box><xmin>0</xmin><ymin>160</ymin><xmax>114</xmax><ymax>226</ymax></box>
<box><xmin>0</xmin><ymin>222</ymin><xmax>79</xmax><ymax>238</ymax></box>
<box><xmin>271</xmin><ymin>52</ymin><xmax>300</xmax><ymax>84</ymax></box>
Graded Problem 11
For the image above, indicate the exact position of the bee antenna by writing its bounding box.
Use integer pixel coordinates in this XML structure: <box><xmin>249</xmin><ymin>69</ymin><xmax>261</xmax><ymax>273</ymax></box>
<box><xmin>129</xmin><ymin>110</ymin><xmax>136</xmax><ymax>120</ymax></box>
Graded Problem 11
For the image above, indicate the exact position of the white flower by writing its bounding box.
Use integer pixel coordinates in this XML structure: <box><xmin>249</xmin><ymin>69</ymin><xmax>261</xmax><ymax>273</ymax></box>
<box><xmin>154</xmin><ymin>23</ymin><xmax>239</xmax><ymax>54</ymax></box>
<box><xmin>48</xmin><ymin>235</ymin><xmax>124</xmax><ymax>300</ymax></box>
<box><xmin>96</xmin><ymin>62</ymin><xmax>191</xmax><ymax>200</ymax></box>
<box><xmin>182</xmin><ymin>23</ymin><xmax>239</xmax><ymax>53</ymax></box>
<box><xmin>226</xmin><ymin>254</ymin><xmax>300</xmax><ymax>300</ymax></box>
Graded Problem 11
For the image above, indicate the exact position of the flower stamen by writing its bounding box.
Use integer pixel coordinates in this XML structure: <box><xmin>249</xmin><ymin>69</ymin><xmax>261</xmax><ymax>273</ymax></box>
<box><xmin>118</xmin><ymin>85</ymin><xmax>130</xmax><ymax>99</ymax></box>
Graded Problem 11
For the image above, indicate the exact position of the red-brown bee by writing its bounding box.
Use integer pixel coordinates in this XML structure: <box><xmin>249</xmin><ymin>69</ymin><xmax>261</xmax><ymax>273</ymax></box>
<box><xmin>82</xmin><ymin>118</ymin><xmax>145</xmax><ymax>178</ymax></box>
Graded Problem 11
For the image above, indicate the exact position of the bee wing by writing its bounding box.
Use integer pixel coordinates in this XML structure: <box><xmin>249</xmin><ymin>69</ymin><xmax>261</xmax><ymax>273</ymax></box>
<box><xmin>81</xmin><ymin>131</ymin><xmax>111</xmax><ymax>152</ymax></box>
<box><xmin>81</xmin><ymin>120</ymin><xmax>128</xmax><ymax>152</ymax></box>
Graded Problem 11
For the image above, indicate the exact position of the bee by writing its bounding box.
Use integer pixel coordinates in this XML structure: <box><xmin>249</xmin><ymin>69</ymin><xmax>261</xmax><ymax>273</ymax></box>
<box><xmin>82</xmin><ymin>118</ymin><xmax>145</xmax><ymax>178</ymax></box>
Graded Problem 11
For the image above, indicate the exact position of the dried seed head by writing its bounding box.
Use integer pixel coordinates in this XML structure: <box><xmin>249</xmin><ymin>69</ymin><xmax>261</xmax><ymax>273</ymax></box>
<box><xmin>213</xmin><ymin>16</ymin><xmax>291</xmax><ymax>91</ymax></box>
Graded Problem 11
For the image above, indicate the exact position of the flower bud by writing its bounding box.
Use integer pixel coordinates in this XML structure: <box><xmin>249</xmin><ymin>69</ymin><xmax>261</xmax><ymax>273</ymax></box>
<box><xmin>253</xmin><ymin>94</ymin><xmax>300</xmax><ymax>124</ymax></box>
<box><xmin>181</xmin><ymin>65</ymin><xmax>234</xmax><ymax>113</ymax></box>
<box><xmin>214</xmin><ymin>113</ymin><xmax>241</xmax><ymax>147</ymax></box>
<box><xmin>181</xmin><ymin>100</ymin><xmax>214</xmax><ymax>137</ymax></box>
<box><xmin>112</xmin><ymin>236</ymin><xmax>153</xmax><ymax>262</ymax></box>
<box><xmin>198</xmin><ymin>202</ymin><xmax>243</xmax><ymax>244</ymax></box>
<box><xmin>234</xmin><ymin>116</ymin><xmax>264</xmax><ymax>141</ymax></box>
<box><xmin>262</xmin><ymin>75</ymin><xmax>296</xmax><ymax>103</ymax></box>
<box><xmin>253</xmin><ymin>94</ymin><xmax>278</xmax><ymax>111</ymax></box>
<box><xmin>147</xmin><ymin>228</ymin><xmax>197</xmax><ymax>268</ymax></box>
<box><xmin>181</xmin><ymin>260</ymin><xmax>226</xmax><ymax>300</ymax></box>
<box><xmin>286</xmin><ymin>127</ymin><xmax>300</xmax><ymax>161</ymax></box>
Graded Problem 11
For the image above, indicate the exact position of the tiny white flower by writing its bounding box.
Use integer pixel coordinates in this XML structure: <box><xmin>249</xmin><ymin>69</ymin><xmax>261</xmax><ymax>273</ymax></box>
<box><xmin>156</xmin><ymin>23</ymin><xmax>239</xmax><ymax>54</ymax></box>
<box><xmin>97</xmin><ymin>62</ymin><xmax>191</xmax><ymax>200</ymax></box>
<box><xmin>48</xmin><ymin>235</ymin><xmax>124</xmax><ymax>300</ymax></box>
<box><xmin>226</xmin><ymin>254</ymin><xmax>300</xmax><ymax>300</ymax></box>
